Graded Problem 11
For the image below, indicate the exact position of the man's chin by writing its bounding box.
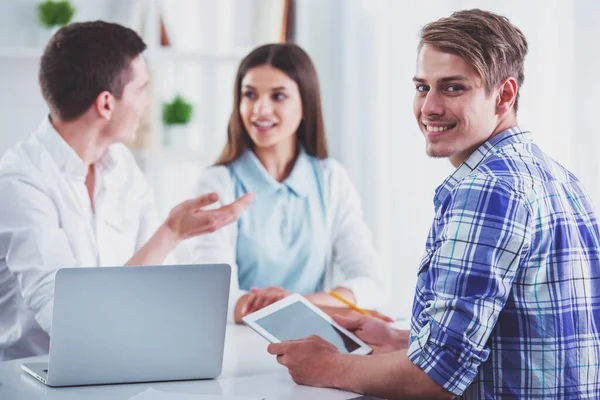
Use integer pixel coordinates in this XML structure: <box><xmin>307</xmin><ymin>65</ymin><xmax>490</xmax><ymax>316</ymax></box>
<box><xmin>123</xmin><ymin>135</ymin><xmax>137</xmax><ymax>145</ymax></box>
<box><xmin>425</xmin><ymin>145</ymin><xmax>451</xmax><ymax>159</ymax></box>
<box><xmin>118</xmin><ymin>129</ymin><xmax>139</xmax><ymax>146</ymax></box>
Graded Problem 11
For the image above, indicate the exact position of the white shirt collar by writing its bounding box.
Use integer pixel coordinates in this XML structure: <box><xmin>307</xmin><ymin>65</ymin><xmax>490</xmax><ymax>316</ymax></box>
<box><xmin>34</xmin><ymin>115</ymin><xmax>117</xmax><ymax>181</ymax></box>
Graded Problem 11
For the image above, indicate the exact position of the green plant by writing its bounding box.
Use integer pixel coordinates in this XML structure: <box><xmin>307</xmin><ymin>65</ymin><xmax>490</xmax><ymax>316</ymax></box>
<box><xmin>37</xmin><ymin>0</ymin><xmax>76</xmax><ymax>28</ymax></box>
<box><xmin>162</xmin><ymin>95</ymin><xmax>193</xmax><ymax>125</ymax></box>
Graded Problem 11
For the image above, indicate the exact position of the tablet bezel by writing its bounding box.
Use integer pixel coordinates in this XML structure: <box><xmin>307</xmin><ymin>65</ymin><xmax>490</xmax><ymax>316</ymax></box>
<box><xmin>242</xmin><ymin>294</ymin><xmax>372</xmax><ymax>355</ymax></box>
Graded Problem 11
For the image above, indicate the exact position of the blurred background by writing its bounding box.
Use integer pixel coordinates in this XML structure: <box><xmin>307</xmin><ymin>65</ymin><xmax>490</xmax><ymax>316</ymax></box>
<box><xmin>1</xmin><ymin>0</ymin><xmax>599</xmax><ymax>318</ymax></box>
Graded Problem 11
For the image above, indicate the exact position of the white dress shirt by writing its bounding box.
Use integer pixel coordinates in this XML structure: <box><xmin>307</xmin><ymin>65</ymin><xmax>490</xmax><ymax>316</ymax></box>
<box><xmin>0</xmin><ymin>117</ymin><xmax>164</xmax><ymax>360</ymax></box>
<box><xmin>189</xmin><ymin>157</ymin><xmax>385</xmax><ymax>322</ymax></box>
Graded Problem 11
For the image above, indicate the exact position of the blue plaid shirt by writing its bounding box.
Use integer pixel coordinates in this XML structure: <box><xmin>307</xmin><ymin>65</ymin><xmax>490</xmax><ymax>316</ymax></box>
<box><xmin>408</xmin><ymin>127</ymin><xmax>600</xmax><ymax>399</ymax></box>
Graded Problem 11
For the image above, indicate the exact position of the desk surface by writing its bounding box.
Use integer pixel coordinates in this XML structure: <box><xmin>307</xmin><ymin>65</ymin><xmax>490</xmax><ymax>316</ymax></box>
<box><xmin>0</xmin><ymin>324</ymin><xmax>361</xmax><ymax>400</ymax></box>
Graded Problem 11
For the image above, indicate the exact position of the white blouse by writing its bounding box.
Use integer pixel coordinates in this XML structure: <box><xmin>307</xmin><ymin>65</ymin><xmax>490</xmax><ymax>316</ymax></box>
<box><xmin>188</xmin><ymin>157</ymin><xmax>385</xmax><ymax>322</ymax></box>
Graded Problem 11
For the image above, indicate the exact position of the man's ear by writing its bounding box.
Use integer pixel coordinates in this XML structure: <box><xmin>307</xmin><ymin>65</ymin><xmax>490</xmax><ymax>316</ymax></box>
<box><xmin>496</xmin><ymin>77</ymin><xmax>518</xmax><ymax>116</ymax></box>
<box><xmin>95</xmin><ymin>91</ymin><xmax>115</xmax><ymax>120</ymax></box>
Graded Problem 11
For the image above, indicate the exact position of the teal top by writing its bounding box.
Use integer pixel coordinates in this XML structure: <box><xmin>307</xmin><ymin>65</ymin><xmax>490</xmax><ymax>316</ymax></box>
<box><xmin>227</xmin><ymin>148</ymin><xmax>328</xmax><ymax>294</ymax></box>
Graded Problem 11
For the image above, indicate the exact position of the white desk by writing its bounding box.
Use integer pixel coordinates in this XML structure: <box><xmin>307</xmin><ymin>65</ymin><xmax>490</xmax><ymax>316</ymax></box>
<box><xmin>0</xmin><ymin>324</ymin><xmax>363</xmax><ymax>400</ymax></box>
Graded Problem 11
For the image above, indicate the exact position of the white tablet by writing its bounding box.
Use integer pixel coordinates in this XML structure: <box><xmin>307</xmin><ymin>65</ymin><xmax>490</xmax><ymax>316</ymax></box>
<box><xmin>242</xmin><ymin>294</ymin><xmax>372</xmax><ymax>355</ymax></box>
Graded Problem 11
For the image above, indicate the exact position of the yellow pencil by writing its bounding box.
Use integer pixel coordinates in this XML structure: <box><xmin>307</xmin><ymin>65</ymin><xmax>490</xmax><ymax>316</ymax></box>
<box><xmin>328</xmin><ymin>291</ymin><xmax>371</xmax><ymax>316</ymax></box>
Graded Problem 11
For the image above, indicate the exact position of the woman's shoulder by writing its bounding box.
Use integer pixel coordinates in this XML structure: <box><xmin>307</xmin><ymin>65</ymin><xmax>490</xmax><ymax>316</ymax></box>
<box><xmin>315</xmin><ymin>157</ymin><xmax>351</xmax><ymax>185</ymax></box>
<box><xmin>196</xmin><ymin>165</ymin><xmax>235</xmax><ymax>197</ymax></box>
<box><xmin>199</xmin><ymin>164</ymin><xmax>231</xmax><ymax>178</ymax></box>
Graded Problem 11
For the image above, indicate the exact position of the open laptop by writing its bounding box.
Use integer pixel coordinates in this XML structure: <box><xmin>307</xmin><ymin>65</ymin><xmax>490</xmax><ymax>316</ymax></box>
<box><xmin>22</xmin><ymin>263</ymin><xmax>231</xmax><ymax>387</ymax></box>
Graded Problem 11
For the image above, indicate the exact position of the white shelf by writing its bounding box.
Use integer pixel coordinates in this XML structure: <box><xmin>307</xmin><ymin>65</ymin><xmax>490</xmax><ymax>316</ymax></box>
<box><xmin>0</xmin><ymin>46</ymin><xmax>249</xmax><ymax>63</ymax></box>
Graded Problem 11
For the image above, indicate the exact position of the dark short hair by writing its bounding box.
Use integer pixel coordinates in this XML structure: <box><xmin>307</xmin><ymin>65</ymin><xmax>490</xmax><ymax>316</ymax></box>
<box><xmin>420</xmin><ymin>9</ymin><xmax>528</xmax><ymax>111</ymax></box>
<box><xmin>39</xmin><ymin>21</ymin><xmax>147</xmax><ymax>121</ymax></box>
<box><xmin>215</xmin><ymin>43</ymin><xmax>328</xmax><ymax>165</ymax></box>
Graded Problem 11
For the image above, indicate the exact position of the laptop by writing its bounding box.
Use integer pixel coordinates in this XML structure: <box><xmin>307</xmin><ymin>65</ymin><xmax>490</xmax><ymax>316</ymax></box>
<box><xmin>22</xmin><ymin>263</ymin><xmax>231</xmax><ymax>387</ymax></box>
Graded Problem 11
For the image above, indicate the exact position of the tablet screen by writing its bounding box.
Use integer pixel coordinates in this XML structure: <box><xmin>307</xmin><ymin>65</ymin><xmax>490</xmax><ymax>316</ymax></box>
<box><xmin>254</xmin><ymin>301</ymin><xmax>360</xmax><ymax>353</ymax></box>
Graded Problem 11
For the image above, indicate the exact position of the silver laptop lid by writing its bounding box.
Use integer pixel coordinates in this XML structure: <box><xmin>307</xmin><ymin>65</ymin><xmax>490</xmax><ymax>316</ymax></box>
<box><xmin>46</xmin><ymin>264</ymin><xmax>230</xmax><ymax>386</ymax></box>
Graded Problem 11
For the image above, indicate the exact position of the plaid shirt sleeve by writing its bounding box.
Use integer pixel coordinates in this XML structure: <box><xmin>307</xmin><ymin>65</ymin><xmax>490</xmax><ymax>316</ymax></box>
<box><xmin>408</xmin><ymin>174</ymin><xmax>531</xmax><ymax>395</ymax></box>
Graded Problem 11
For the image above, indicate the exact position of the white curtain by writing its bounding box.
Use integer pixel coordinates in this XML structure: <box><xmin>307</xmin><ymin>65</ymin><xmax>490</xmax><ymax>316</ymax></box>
<box><xmin>296</xmin><ymin>0</ymin><xmax>600</xmax><ymax>317</ymax></box>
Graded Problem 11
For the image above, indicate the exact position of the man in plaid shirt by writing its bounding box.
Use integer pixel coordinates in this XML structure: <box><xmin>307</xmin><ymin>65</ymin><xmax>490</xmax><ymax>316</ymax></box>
<box><xmin>267</xmin><ymin>9</ymin><xmax>600</xmax><ymax>399</ymax></box>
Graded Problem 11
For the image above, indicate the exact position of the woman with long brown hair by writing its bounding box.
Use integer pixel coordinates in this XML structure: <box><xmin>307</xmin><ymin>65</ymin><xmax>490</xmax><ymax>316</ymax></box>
<box><xmin>190</xmin><ymin>43</ymin><xmax>385</xmax><ymax>323</ymax></box>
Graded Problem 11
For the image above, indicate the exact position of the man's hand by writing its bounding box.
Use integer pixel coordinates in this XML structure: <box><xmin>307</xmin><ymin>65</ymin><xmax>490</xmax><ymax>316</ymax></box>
<box><xmin>332</xmin><ymin>314</ymin><xmax>408</xmax><ymax>354</ymax></box>
<box><xmin>242</xmin><ymin>286</ymin><xmax>292</xmax><ymax>315</ymax></box>
<box><xmin>318</xmin><ymin>306</ymin><xmax>394</xmax><ymax>323</ymax></box>
<box><xmin>267</xmin><ymin>335</ymin><xmax>345</xmax><ymax>388</ymax></box>
<box><xmin>126</xmin><ymin>192</ymin><xmax>254</xmax><ymax>268</ymax></box>
<box><xmin>164</xmin><ymin>192</ymin><xmax>255</xmax><ymax>242</ymax></box>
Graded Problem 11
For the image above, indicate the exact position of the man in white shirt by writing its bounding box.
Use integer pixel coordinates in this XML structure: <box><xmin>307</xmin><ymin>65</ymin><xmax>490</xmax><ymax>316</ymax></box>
<box><xmin>0</xmin><ymin>21</ymin><xmax>254</xmax><ymax>361</ymax></box>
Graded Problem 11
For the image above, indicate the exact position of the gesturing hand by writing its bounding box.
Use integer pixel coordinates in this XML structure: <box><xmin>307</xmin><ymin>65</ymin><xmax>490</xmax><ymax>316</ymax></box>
<box><xmin>164</xmin><ymin>192</ymin><xmax>255</xmax><ymax>241</ymax></box>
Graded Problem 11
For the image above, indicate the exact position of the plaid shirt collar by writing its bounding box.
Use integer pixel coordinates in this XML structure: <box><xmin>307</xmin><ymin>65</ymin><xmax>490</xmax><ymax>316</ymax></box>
<box><xmin>433</xmin><ymin>126</ymin><xmax>532</xmax><ymax>210</ymax></box>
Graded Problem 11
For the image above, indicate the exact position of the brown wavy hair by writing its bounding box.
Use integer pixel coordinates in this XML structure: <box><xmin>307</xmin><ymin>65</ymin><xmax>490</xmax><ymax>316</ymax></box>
<box><xmin>215</xmin><ymin>43</ymin><xmax>328</xmax><ymax>165</ymax></box>
<box><xmin>39</xmin><ymin>21</ymin><xmax>146</xmax><ymax>121</ymax></box>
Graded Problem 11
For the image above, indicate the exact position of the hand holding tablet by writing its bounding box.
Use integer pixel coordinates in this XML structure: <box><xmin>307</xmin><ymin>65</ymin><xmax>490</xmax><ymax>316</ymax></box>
<box><xmin>242</xmin><ymin>294</ymin><xmax>372</xmax><ymax>355</ymax></box>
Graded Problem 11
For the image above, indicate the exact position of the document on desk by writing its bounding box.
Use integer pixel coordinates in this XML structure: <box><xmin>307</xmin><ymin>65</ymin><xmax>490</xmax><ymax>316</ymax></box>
<box><xmin>129</xmin><ymin>387</ymin><xmax>264</xmax><ymax>400</ymax></box>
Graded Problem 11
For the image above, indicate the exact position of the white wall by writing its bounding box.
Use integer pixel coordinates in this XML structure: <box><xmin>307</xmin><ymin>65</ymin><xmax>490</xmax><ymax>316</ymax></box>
<box><xmin>572</xmin><ymin>1</ymin><xmax>600</xmax><ymax>204</ymax></box>
<box><xmin>0</xmin><ymin>57</ymin><xmax>46</xmax><ymax>152</ymax></box>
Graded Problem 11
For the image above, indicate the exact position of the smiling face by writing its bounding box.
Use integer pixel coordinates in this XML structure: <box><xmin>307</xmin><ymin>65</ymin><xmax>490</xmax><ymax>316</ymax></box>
<box><xmin>239</xmin><ymin>65</ymin><xmax>303</xmax><ymax>152</ymax></box>
<box><xmin>413</xmin><ymin>45</ymin><xmax>500</xmax><ymax>167</ymax></box>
